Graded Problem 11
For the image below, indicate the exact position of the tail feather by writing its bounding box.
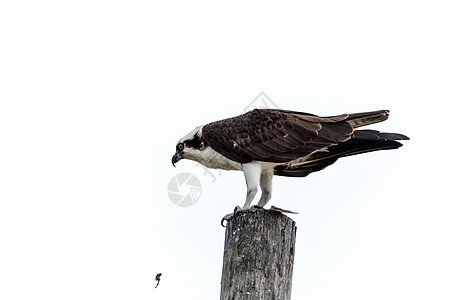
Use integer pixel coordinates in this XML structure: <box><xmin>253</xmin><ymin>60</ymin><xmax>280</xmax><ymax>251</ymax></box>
<box><xmin>353</xmin><ymin>129</ymin><xmax>410</xmax><ymax>141</ymax></box>
<box><xmin>274</xmin><ymin>130</ymin><xmax>409</xmax><ymax>177</ymax></box>
<box><xmin>346</xmin><ymin>110</ymin><xmax>390</xmax><ymax>128</ymax></box>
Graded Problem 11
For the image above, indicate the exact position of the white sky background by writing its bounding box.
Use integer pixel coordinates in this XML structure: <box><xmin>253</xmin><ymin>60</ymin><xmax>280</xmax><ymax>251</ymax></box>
<box><xmin>0</xmin><ymin>1</ymin><xmax>449</xmax><ymax>299</ymax></box>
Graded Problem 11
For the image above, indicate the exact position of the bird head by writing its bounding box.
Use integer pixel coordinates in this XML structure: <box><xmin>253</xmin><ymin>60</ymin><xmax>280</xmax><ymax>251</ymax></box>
<box><xmin>172</xmin><ymin>126</ymin><xmax>206</xmax><ymax>166</ymax></box>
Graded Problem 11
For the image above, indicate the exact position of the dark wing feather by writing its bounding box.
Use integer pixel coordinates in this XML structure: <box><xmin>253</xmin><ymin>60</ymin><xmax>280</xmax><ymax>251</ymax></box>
<box><xmin>202</xmin><ymin>109</ymin><xmax>354</xmax><ymax>163</ymax></box>
<box><xmin>274</xmin><ymin>129</ymin><xmax>409</xmax><ymax>177</ymax></box>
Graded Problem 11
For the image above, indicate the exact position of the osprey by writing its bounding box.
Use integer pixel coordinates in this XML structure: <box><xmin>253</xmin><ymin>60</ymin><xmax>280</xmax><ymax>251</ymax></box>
<box><xmin>172</xmin><ymin>109</ymin><xmax>408</xmax><ymax>213</ymax></box>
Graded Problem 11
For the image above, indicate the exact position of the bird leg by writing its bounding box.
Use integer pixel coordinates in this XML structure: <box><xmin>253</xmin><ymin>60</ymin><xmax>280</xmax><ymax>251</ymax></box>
<box><xmin>221</xmin><ymin>163</ymin><xmax>262</xmax><ymax>226</ymax></box>
<box><xmin>242</xmin><ymin>163</ymin><xmax>262</xmax><ymax>209</ymax></box>
<box><xmin>256</xmin><ymin>171</ymin><xmax>273</xmax><ymax>208</ymax></box>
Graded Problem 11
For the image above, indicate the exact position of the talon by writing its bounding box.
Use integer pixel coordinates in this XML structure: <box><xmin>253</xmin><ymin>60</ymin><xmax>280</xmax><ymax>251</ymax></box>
<box><xmin>221</xmin><ymin>206</ymin><xmax>242</xmax><ymax>227</ymax></box>
<box><xmin>221</xmin><ymin>212</ymin><xmax>234</xmax><ymax>227</ymax></box>
<box><xmin>233</xmin><ymin>206</ymin><xmax>241</xmax><ymax>217</ymax></box>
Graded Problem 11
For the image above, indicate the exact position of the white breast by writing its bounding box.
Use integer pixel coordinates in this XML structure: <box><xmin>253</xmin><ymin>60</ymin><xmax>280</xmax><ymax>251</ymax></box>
<box><xmin>196</xmin><ymin>146</ymin><xmax>243</xmax><ymax>171</ymax></box>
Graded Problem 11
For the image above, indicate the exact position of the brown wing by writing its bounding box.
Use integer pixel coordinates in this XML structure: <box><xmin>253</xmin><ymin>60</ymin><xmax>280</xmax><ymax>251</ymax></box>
<box><xmin>201</xmin><ymin>109</ymin><xmax>354</xmax><ymax>164</ymax></box>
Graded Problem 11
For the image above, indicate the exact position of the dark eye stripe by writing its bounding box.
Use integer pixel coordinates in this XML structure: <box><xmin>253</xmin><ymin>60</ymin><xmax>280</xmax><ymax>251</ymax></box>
<box><xmin>184</xmin><ymin>133</ymin><xmax>203</xmax><ymax>149</ymax></box>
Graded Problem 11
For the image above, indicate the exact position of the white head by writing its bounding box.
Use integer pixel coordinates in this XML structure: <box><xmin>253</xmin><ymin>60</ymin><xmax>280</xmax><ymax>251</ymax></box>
<box><xmin>172</xmin><ymin>125</ymin><xmax>206</xmax><ymax>166</ymax></box>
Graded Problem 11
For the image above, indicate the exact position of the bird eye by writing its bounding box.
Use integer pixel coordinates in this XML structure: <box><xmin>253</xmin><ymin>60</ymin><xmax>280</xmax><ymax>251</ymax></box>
<box><xmin>178</xmin><ymin>143</ymin><xmax>184</xmax><ymax>150</ymax></box>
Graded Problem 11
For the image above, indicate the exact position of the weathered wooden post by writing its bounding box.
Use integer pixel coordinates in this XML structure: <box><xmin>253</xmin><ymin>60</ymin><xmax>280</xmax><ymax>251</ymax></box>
<box><xmin>220</xmin><ymin>209</ymin><xmax>297</xmax><ymax>300</ymax></box>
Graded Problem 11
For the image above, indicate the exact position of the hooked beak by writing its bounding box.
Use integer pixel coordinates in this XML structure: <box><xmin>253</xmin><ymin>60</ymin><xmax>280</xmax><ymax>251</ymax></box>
<box><xmin>171</xmin><ymin>152</ymin><xmax>183</xmax><ymax>167</ymax></box>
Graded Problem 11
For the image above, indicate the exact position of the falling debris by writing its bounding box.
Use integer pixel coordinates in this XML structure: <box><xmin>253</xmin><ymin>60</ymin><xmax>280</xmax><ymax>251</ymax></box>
<box><xmin>155</xmin><ymin>273</ymin><xmax>162</xmax><ymax>288</ymax></box>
